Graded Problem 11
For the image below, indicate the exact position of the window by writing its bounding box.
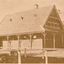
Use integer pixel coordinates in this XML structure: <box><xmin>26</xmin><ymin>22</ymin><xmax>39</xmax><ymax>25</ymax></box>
<box><xmin>24</xmin><ymin>36</ymin><xmax>26</xmax><ymax>38</ymax></box>
<box><xmin>33</xmin><ymin>35</ymin><xmax>36</xmax><ymax>38</ymax></box>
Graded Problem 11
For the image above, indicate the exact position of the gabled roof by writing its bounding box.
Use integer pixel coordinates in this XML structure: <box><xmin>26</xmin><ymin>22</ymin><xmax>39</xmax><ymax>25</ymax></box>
<box><xmin>2</xmin><ymin>5</ymin><xmax>54</xmax><ymax>25</ymax></box>
<box><xmin>44</xmin><ymin>5</ymin><xmax>64</xmax><ymax>30</ymax></box>
<box><xmin>0</xmin><ymin>5</ymin><xmax>55</xmax><ymax>36</ymax></box>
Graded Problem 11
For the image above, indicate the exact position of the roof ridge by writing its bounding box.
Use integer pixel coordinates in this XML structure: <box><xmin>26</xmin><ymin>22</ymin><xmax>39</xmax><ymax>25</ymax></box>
<box><xmin>4</xmin><ymin>5</ymin><xmax>55</xmax><ymax>17</ymax></box>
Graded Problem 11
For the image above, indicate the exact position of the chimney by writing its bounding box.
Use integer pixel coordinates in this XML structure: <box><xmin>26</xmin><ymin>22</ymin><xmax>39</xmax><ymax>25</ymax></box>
<box><xmin>35</xmin><ymin>4</ymin><xmax>39</xmax><ymax>9</ymax></box>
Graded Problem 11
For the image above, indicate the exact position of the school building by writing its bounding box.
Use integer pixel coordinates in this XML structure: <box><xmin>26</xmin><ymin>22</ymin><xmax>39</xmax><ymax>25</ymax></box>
<box><xmin>0</xmin><ymin>5</ymin><xmax>64</xmax><ymax>50</ymax></box>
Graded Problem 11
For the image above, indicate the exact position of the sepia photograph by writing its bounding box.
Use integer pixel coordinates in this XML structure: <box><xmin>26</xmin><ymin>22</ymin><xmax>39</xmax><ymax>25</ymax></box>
<box><xmin>0</xmin><ymin>0</ymin><xmax>64</xmax><ymax>64</ymax></box>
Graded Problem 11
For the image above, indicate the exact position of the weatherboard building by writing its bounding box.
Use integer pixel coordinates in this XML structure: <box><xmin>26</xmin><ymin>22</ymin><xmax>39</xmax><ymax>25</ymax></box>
<box><xmin>0</xmin><ymin>5</ymin><xmax>64</xmax><ymax>50</ymax></box>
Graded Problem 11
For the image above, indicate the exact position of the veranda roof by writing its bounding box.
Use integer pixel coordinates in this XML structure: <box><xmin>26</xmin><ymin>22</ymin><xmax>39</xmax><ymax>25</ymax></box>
<box><xmin>0</xmin><ymin>24</ymin><xmax>45</xmax><ymax>36</ymax></box>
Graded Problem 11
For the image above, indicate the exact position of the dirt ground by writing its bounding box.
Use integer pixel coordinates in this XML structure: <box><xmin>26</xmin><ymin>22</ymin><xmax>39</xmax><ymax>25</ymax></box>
<box><xmin>0</xmin><ymin>55</ymin><xmax>64</xmax><ymax>63</ymax></box>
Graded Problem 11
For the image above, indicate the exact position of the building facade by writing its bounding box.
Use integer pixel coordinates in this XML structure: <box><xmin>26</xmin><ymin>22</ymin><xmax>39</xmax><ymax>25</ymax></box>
<box><xmin>0</xmin><ymin>5</ymin><xmax>64</xmax><ymax>50</ymax></box>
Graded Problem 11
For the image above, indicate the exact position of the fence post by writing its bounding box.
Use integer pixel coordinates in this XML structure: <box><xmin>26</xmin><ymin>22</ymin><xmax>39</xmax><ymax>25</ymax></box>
<box><xmin>17</xmin><ymin>35</ymin><xmax>21</xmax><ymax>64</ymax></box>
<box><xmin>18</xmin><ymin>50</ymin><xmax>21</xmax><ymax>64</ymax></box>
<box><xmin>42</xmin><ymin>32</ymin><xmax>46</xmax><ymax>59</ymax></box>
<box><xmin>45</xmin><ymin>50</ymin><xmax>48</xmax><ymax>64</ymax></box>
<box><xmin>25</xmin><ymin>48</ymin><xmax>26</xmax><ymax>57</ymax></box>
<box><xmin>42</xmin><ymin>49</ymin><xmax>44</xmax><ymax>59</ymax></box>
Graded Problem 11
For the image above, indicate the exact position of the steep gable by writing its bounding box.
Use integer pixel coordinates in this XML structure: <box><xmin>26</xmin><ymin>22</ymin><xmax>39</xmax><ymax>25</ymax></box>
<box><xmin>44</xmin><ymin>5</ymin><xmax>63</xmax><ymax>30</ymax></box>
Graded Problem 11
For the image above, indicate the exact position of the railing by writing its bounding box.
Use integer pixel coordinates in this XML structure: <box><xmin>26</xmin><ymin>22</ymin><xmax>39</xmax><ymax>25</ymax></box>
<box><xmin>0</xmin><ymin>48</ymin><xmax>64</xmax><ymax>64</ymax></box>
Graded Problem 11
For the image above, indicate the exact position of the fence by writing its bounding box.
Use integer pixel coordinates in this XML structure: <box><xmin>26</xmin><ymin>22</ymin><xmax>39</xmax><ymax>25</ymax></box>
<box><xmin>0</xmin><ymin>48</ymin><xmax>64</xmax><ymax>64</ymax></box>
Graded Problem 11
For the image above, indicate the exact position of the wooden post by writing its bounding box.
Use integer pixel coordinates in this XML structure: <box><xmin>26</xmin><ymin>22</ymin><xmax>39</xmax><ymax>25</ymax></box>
<box><xmin>9</xmin><ymin>41</ymin><xmax>11</xmax><ymax>50</ymax></box>
<box><xmin>24</xmin><ymin>48</ymin><xmax>26</xmax><ymax>57</ymax></box>
<box><xmin>29</xmin><ymin>33</ymin><xmax>33</xmax><ymax>49</ymax></box>
<box><xmin>62</xmin><ymin>34</ymin><xmax>63</xmax><ymax>48</ymax></box>
<box><xmin>6</xmin><ymin>36</ymin><xmax>11</xmax><ymax>50</ymax></box>
<box><xmin>45</xmin><ymin>50</ymin><xmax>48</xmax><ymax>64</ymax></box>
<box><xmin>43</xmin><ymin>33</ymin><xmax>46</xmax><ymax>48</ymax></box>
<box><xmin>42</xmin><ymin>38</ymin><xmax>44</xmax><ymax>59</ymax></box>
<box><xmin>53</xmin><ymin>33</ymin><xmax>55</xmax><ymax>49</ymax></box>
<box><xmin>17</xmin><ymin>36</ymin><xmax>21</xmax><ymax>49</ymax></box>
<box><xmin>30</xmin><ymin>34</ymin><xmax>32</xmax><ymax>49</ymax></box>
<box><xmin>18</xmin><ymin>50</ymin><xmax>21</xmax><ymax>64</ymax></box>
<box><xmin>42</xmin><ymin>32</ymin><xmax>46</xmax><ymax>59</ymax></box>
<box><xmin>17</xmin><ymin>35</ymin><xmax>21</xmax><ymax>64</ymax></box>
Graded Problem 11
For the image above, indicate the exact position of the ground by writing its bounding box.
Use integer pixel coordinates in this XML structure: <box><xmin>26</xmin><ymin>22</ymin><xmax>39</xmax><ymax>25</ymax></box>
<box><xmin>0</xmin><ymin>54</ymin><xmax>64</xmax><ymax>63</ymax></box>
<box><xmin>0</xmin><ymin>49</ymin><xmax>64</xmax><ymax>63</ymax></box>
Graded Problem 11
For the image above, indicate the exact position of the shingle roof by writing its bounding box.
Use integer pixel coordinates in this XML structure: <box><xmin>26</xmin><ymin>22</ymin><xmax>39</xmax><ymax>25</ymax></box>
<box><xmin>0</xmin><ymin>5</ymin><xmax>54</xmax><ymax>36</ymax></box>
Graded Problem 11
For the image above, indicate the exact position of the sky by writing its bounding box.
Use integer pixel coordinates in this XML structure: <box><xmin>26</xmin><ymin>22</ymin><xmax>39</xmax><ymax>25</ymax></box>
<box><xmin>0</xmin><ymin>0</ymin><xmax>64</xmax><ymax>22</ymax></box>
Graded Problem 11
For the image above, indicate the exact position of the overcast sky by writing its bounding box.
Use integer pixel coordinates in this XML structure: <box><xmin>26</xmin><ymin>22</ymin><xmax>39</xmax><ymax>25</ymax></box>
<box><xmin>0</xmin><ymin>0</ymin><xmax>64</xmax><ymax>22</ymax></box>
